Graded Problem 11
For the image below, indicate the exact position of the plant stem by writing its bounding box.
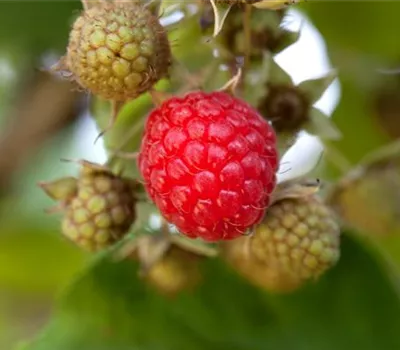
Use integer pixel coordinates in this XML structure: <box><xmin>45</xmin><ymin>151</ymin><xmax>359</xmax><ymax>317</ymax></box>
<box><xmin>243</xmin><ymin>4</ymin><xmax>252</xmax><ymax>71</ymax></box>
<box><xmin>323</xmin><ymin>140</ymin><xmax>353</xmax><ymax>175</ymax></box>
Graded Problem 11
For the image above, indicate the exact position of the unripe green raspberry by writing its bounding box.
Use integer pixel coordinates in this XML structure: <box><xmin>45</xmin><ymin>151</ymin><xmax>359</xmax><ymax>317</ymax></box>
<box><xmin>40</xmin><ymin>161</ymin><xmax>137</xmax><ymax>252</ymax></box>
<box><xmin>252</xmin><ymin>196</ymin><xmax>340</xmax><ymax>279</ymax></box>
<box><xmin>144</xmin><ymin>245</ymin><xmax>202</xmax><ymax>296</ymax></box>
<box><xmin>120</xmin><ymin>235</ymin><xmax>214</xmax><ymax>297</ymax></box>
<box><xmin>223</xmin><ymin>195</ymin><xmax>340</xmax><ymax>292</ymax></box>
<box><xmin>223</xmin><ymin>235</ymin><xmax>303</xmax><ymax>292</ymax></box>
<box><xmin>63</xmin><ymin>2</ymin><xmax>171</xmax><ymax>101</ymax></box>
<box><xmin>258</xmin><ymin>84</ymin><xmax>310</xmax><ymax>134</ymax></box>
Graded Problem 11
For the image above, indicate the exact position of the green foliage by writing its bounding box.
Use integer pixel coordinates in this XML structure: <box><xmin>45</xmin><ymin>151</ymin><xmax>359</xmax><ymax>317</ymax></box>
<box><xmin>0</xmin><ymin>1</ymin><xmax>80</xmax><ymax>54</ymax></box>
<box><xmin>20</xmin><ymin>235</ymin><xmax>400</xmax><ymax>350</ymax></box>
<box><xmin>303</xmin><ymin>1</ymin><xmax>399</xmax><ymax>162</ymax></box>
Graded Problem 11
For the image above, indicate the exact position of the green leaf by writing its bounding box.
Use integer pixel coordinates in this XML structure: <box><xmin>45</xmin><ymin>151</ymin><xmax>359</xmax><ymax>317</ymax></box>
<box><xmin>0</xmin><ymin>228</ymin><xmax>86</xmax><ymax>294</ymax></box>
<box><xmin>90</xmin><ymin>94</ymin><xmax>153</xmax><ymax>177</ymax></box>
<box><xmin>22</xmin><ymin>235</ymin><xmax>400</xmax><ymax>350</ymax></box>
<box><xmin>329</xmin><ymin>162</ymin><xmax>400</xmax><ymax>239</ymax></box>
<box><xmin>328</xmin><ymin>143</ymin><xmax>400</xmax><ymax>270</ymax></box>
<box><xmin>0</xmin><ymin>1</ymin><xmax>81</xmax><ymax>54</ymax></box>
<box><xmin>359</xmin><ymin>138</ymin><xmax>400</xmax><ymax>166</ymax></box>
<box><xmin>320</xmin><ymin>76</ymin><xmax>389</xmax><ymax>171</ymax></box>
<box><xmin>302</xmin><ymin>2</ymin><xmax>396</xmax><ymax>164</ymax></box>
<box><xmin>303</xmin><ymin>2</ymin><xmax>400</xmax><ymax>61</ymax></box>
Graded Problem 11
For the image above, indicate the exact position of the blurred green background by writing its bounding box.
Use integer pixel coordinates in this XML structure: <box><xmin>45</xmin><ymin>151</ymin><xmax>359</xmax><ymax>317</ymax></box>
<box><xmin>2</xmin><ymin>1</ymin><xmax>400</xmax><ymax>349</ymax></box>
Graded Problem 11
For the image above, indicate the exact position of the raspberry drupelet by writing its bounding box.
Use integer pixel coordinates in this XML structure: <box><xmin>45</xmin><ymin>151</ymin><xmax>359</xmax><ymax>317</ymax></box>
<box><xmin>138</xmin><ymin>91</ymin><xmax>278</xmax><ymax>241</ymax></box>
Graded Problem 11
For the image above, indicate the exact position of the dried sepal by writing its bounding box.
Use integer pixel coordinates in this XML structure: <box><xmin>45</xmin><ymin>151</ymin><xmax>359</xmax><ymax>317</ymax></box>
<box><xmin>253</xmin><ymin>0</ymin><xmax>302</xmax><ymax>10</ymax></box>
<box><xmin>38</xmin><ymin>177</ymin><xmax>77</xmax><ymax>202</ymax></box>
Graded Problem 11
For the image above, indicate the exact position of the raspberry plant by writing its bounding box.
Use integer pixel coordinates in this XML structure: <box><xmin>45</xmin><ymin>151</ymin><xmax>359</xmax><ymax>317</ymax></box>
<box><xmin>3</xmin><ymin>0</ymin><xmax>400</xmax><ymax>349</ymax></box>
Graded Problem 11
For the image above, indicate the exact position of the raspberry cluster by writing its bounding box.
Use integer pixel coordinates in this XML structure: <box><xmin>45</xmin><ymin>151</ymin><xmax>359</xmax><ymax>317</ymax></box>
<box><xmin>41</xmin><ymin>0</ymin><xmax>341</xmax><ymax>295</ymax></box>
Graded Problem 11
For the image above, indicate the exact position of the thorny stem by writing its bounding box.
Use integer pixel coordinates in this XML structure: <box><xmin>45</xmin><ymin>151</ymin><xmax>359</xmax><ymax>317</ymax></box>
<box><xmin>94</xmin><ymin>100</ymin><xmax>124</xmax><ymax>144</ymax></box>
<box><xmin>149</xmin><ymin>89</ymin><xmax>171</xmax><ymax>106</ymax></box>
<box><xmin>107</xmin><ymin>123</ymin><xmax>143</xmax><ymax>162</ymax></box>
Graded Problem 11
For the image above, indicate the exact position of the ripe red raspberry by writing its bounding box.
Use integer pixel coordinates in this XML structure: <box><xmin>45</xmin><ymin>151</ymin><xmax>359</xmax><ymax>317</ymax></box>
<box><xmin>138</xmin><ymin>91</ymin><xmax>278</xmax><ymax>241</ymax></box>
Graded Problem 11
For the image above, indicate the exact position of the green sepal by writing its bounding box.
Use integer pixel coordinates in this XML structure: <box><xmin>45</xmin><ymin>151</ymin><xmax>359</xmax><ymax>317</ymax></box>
<box><xmin>304</xmin><ymin>107</ymin><xmax>342</xmax><ymax>140</ymax></box>
<box><xmin>297</xmin><ymin>70</ymin><xmax>337</xmax><ymax>104</ymax></box>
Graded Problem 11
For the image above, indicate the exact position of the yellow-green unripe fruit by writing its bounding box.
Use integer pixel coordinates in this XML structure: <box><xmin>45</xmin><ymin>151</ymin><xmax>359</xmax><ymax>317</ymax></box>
<box><xmin>144</xmin><ymin>245</ymin><xmax>202</xmax><ymax>297</ymax></box>
<box><xmin>65</xmin><ymin>2</ymin><xmax>171</xmax><ymax>101</ymax></box>
<box><xmin>222</xmin><ymin>195</ymin><xmax>340</xmax><ymax>292</ymax></box>
<box><xmin>61</xmin><ymin>163</ymin><xmax>137</xmax><ymax>252</ymax></box>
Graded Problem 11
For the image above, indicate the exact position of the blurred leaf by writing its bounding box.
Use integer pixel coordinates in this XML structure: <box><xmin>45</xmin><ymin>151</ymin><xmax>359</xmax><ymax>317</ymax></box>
<box><xmin>330</xmin><ymin>163</ymin><xmax>400</xmax><ymax>239</ymax></box>
<box><xmin>21</xmin><ymin>235</ymin><xmax>400</xmax><ymax>350</ymax></box>
<box><xmin>0</xmin><ymin>120</ymin><xmax>82</xmax><ymax>230</ymax></box>
<box><xmin>359</xmin><ymin>138</ymin><xmax>400</xmax><ymax>166</ymax></box>
<box><xmin>0</xmin><ymin>226</ymin><xmax>86</xmax><ymax>350</ymax></box>
<box><xmin>0</xmin><ymin>228</ymin><xmax>86</xmax><ymax>293</ymax></box>
<box><xmin>0</xmin><ymin>1</ymin><xmax>80</xmax><ymax>55</ymax></box>
<box><xmin>301</xmin><ymin>2</ymin><xmax>395</xmax><ymax>164</ymax></box>
<box><xmin>168</xmin><ymin>12</ymin><xmax>215</xmax><ymax>72</ymax></box>
<box><xmin>305</xmin><ymin>108</ymin><xmax>341</xmax><ymax>140</ymax></box>
<box><xmin>328</xmin><ymin>141</ymin><xmax>400</xmax><ymax>269</ymax></box>
<box><xmin>303</xmin><ymin>2</ymin><xmax>400</xmax><ymax>61</ymax></box>
<box><xmin>318</xmin><ymin>76</ymin><xmax>389</xmax><ymax>174</ymax></box>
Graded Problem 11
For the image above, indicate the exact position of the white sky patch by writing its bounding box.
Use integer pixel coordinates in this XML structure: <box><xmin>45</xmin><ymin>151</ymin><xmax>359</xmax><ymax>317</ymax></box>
<box><xmin>275</xmin><ymin>9</ymin><xmax>340</xmax><ymax>183</ymax></box>
<box><xmin>149</xmin><ymin>213</ymin><xmax>162</xmax><ymax>231</ymax></box>
<box><xmin>73</xmin><ymin>109</ymin><xmax>108</xmax><ymax>164</ymax></box>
